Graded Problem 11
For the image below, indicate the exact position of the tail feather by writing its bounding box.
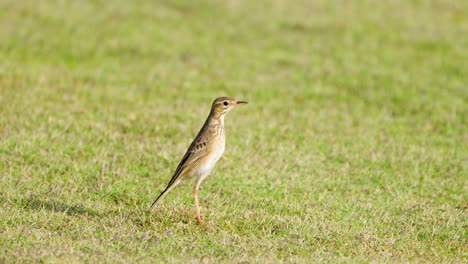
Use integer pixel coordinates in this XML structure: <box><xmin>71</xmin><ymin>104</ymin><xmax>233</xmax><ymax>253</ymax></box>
<box><xmin>148</xmin><ymin>188</ymin><xmax>169</xmax><ymax>211</ymax></box>
<box><xmin>149</xmin><ymin>179</ymin><xmax>182</xmax><ymax>212</ymax></box>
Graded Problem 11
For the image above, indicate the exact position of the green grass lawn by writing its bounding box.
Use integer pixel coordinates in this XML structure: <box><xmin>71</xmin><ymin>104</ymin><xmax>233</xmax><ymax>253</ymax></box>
<box><xmin>0</xmin><ymin>0</ymin><xmax>466</xmax><ymax>262</ymax></box>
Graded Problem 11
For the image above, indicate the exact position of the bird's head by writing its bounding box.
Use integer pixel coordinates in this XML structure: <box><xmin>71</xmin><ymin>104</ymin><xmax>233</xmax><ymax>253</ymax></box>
<box><xmin>211</xmin><ymin>97</ymin><xmax>248</xmax><ymax>115</ymax></box>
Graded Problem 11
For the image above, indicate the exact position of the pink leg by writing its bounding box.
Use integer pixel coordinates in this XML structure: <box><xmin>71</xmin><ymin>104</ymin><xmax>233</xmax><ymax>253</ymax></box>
<box><xmin>193</xmin><ymin>186</ymin><xmax>206</xmax><ymax>225</ymax></box>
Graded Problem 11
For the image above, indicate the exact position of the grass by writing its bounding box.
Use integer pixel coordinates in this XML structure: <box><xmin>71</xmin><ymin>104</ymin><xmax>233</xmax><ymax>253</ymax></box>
<box><xmin>0</xmin><ymin>0</ymin><xmax>466</xmax><ymax>262</ymax></box>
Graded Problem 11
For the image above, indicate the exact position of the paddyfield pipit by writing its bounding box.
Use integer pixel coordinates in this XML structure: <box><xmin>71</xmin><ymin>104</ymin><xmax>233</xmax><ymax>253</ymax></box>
<box><xmin>149</xmin><ymin>97</ymin><xmax>248</xmax><ymax>225</ymax></box>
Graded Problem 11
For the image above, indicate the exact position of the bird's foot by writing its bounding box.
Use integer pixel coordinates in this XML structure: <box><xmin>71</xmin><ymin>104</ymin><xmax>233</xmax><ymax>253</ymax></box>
<box><xmin>196</xmin><ymin>216</ymin><xmax>217</xmax><ymax>229</ymax></box>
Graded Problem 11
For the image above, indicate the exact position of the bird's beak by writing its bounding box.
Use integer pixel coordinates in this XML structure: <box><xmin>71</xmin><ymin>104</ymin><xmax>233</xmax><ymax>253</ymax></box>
<box><xmin>236</xmin><ymin>101</ymin><xmax>248</xmax><ymax>105</ymax></box>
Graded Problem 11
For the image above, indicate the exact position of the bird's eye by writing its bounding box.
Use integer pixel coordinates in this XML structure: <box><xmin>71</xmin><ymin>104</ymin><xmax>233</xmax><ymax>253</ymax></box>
<box><xmin>223</xmin><ymin>101</ymin><xmax>229</xmax><ymax>106</ymax></box>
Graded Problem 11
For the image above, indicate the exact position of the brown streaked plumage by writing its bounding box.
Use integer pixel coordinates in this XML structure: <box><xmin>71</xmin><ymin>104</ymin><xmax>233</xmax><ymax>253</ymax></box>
<box><xmin>149</xmin><ymin>97</ymin><xmax>248</xmax><ymax>226</ymax></box>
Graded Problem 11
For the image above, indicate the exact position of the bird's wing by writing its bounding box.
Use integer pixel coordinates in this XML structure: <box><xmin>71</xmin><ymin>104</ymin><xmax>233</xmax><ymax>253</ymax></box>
<box><xmin>165</xmin><ymin>137</ymin><xmax>210</xmax><ymax>188</ymax></box>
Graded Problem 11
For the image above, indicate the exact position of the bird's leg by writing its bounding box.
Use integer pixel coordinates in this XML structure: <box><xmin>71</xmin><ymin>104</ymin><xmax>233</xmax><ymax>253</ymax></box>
<box><xmin>193</xmin><ymin>174</ymin><xmax>218</xmax><ymax>228</ymax></box>
<box><xmin>193</xmin><ymin>183</ymin><xmax>206</xmax><ymax>225</ymax></box>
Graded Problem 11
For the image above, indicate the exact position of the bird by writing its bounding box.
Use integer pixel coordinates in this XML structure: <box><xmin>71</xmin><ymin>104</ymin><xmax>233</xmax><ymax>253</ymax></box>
<box><xmin>149</xmin><ymin>97</ymin><xmax>248</xmax><ymax>226</ymax></box>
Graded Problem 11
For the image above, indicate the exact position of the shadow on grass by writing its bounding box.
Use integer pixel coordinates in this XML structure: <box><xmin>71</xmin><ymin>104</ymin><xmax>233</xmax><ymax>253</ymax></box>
<box><xmin>0</xmin><ymin>196</ymin><xmax>100</xmax><ymax>217</ymax></box>
<box><xmin>1</xmin><ymin>196</ymin><xmax>195</xmax><ymax>228</ymax></box>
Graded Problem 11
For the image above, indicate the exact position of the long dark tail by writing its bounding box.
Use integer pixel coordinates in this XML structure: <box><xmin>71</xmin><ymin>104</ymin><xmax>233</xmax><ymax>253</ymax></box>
<box><xmin>148</xmin><ymin>188</ymin><xmax>169</xmax><ymax>211</ymax></box>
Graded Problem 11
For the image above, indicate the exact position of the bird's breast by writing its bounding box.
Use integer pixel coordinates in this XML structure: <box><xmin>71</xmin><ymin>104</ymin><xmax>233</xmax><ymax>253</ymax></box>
<box><xmin>195</xmin><ymin>137</ymin><xmax>225</xmax><ymax>176</ymax></box>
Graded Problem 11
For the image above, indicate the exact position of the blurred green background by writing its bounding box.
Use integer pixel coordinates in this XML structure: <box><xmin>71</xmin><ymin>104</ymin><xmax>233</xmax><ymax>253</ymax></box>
<box><xmin>0</xmin><ymin>0</ymin><xmax>466</xmax><ymax>262</ymax></box>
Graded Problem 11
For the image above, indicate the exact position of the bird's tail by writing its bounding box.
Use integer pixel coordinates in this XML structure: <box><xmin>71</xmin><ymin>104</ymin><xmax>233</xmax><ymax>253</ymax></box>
<box><xmin>149</xmin><ymin>178</ymin><xmax>182</xmax><ymax>212</ymax></box>
<box><xmin>148</xmin><ymin>188</ymin><xmax>169</xmax><ymax>211</ymax></box>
